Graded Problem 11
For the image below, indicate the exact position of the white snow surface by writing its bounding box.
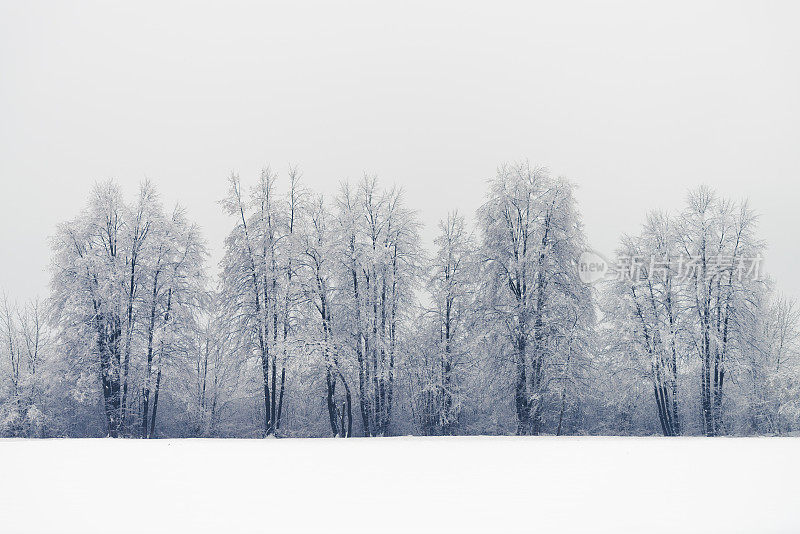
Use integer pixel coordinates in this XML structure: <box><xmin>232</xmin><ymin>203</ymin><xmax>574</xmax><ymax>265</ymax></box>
<box><xmin>1</xmin><ymin>436</ymin><xmax>798</xmax><ymax>533</ymax></box>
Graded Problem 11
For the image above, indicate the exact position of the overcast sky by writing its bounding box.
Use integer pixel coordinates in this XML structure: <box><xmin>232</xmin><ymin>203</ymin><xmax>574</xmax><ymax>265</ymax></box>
<box><xmin>1</xmin><ymin>0</ymin><xmax>799</xmax><ymax>303</ymax></box>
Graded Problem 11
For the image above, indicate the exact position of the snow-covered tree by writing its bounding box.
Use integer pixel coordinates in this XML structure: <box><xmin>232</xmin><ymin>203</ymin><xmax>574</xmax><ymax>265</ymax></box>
<box><xmin>0</xmin><ymin>296</ymin><xmax>50</xmax><ymax>436</ymax></box>
<box><xmin>334</xmin><ymin>177</ymin><xmax>422</xmax><ymax>436</ymax></box>
<box><xmin>410</xmin><ymin>211</ymin><xmax>476</xmax><ymax>435</ymax></box>
<box><xmin>219</xmin><ymin>168</ymin><xmax>306</xmax><ymax>436</ymax></box>
<box><xmin>476</xmin><ymin>162</ymin><xmax>593</xmax><ymax>435</ymax></box>
<box><xmin>297</xmin><ymin>195</ymin><xmax>353</xmax><ymax>437</ymax></box>
<box><xmin>675</xmin><ymin>187</ymin><xmax>765</xmax><ymax>435</ymax></box>
<box><xmin>603</xmin><ymin>212</ymin><xmax>687</xmax><ymax>435</ymax></box>
<box><xmin>735</xmin><ymin>293</ymin><xmax>800</xmax><ymax>434</ymax></box>
<box><xmin>602</xmin><ymin>187</ymin><xmax>771</xmax><ymax>436</ymax></box>
<box><xmin>49</xmin><ymin>181</ymin><xmax>206</xmax><ymax>437</ymax></box>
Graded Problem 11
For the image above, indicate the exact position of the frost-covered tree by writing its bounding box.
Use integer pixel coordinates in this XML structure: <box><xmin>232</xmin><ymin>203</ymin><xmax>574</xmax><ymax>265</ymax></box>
<box><xmin>410</xmin><ymin>211</ymin><xmax>476</xmax><ymax>435</ymax></box>
<box><xmin>675</xmin><ymin>187</ymin><xmax>764</xmax><ymax>436</ymax></box>
<box><xmin>50</xmin><ymin>182</ymin><xmax>129</xmax><ymax>436</ymax></box>
<box><xmin>735</xmin><ymin>294</ymin><xmax>800</xmax><ymax>434</ymax></box>
<box><xmin>603</xmin><ymin>212</ymin><xmax>687</xmax><ymax>436</ymax></box>
<box><xmin>49</xmin><ymin>181</ymin><xmax>206</xmax><ymax>437</ymax></box>
<box><xmin>137</xmin><ymin>206</ymin><xmax>206</xmax><ymax>438</ymax></box>
<box><xmin>0</xmin><ymin>296</ymin><xmax>50</xmax><ymax>436</ymax></box>
<box><xmin>297</xmin><ymin>195</ymin><xmax>353</xmax><ymax>437</ymax></box>
<box><xmin>602</xmin><ymin>187</ymin><xmax>771</xmax><ymax>436</ymax></box>
<box><xmin>219</xmin><ymin>168</ymin><xmax>305</xmax><ymax>436</ymax></box>
<box><xmin>477</xmin><ymin>162</ymin><xmax>593</xmax><ymax>435</ymax></box>
<box><xmin>334</xmin><ymin>177</ymin><xmax>422</xmax><ymax>436</ymax></box>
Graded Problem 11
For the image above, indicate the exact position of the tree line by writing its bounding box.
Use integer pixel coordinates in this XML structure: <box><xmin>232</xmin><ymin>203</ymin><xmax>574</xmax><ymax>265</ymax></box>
<box><xmin>2</xmin><ymin>162</ymin><xmax>799</xmax><ymax>438</ymax></box>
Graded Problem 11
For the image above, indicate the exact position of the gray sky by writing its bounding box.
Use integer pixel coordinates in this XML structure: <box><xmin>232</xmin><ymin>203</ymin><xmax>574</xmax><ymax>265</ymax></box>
<box><xmin>2</xmin><ymin>0</ymin><xmax>799</xmax><ymax>302</ymax></box>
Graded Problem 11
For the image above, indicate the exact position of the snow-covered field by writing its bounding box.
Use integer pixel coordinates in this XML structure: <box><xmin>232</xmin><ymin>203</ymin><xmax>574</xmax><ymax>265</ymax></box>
<box><xmin>1</xmin><ymin>436</ymin><xmax>798</xmax><ymax>533</ymax></box>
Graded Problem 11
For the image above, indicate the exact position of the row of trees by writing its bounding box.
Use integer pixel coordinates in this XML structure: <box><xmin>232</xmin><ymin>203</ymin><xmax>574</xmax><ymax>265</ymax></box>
<box><xmin>601</xmin><ymin>188</ymin><xmax>800</xmax><ymax>436</ymax></box>
<box><xmin>2</xmin><ymin>163</ymin><xmax>799</xmax><ymax>437</ymax></box>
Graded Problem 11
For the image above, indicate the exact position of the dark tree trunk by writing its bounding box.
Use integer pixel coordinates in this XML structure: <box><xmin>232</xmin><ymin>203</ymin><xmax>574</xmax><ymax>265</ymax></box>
<box><xmin>514</xmin><ymin>335</ymin><xmax>530</xmax><ymax>436</ymax></box>
<box><xmin>276</xmin><ymin>367</ymin><xmax>285</xmax><ymax>430</ymax></box>
<box><xmin>149</xmin><ymin>363</ymin><xmax>162</xmax><ymax>439</ymax></box>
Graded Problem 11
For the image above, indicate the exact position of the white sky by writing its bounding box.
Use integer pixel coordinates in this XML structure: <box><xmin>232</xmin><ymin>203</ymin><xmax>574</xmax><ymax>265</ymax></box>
<box><xmin>2</xmin><ymin>1</ymin><xmax>799</xmax><ymax>302</ymax></box>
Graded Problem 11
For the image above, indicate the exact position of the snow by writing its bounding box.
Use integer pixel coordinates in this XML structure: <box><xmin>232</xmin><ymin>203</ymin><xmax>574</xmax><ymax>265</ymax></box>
<box><xmin>1</xmin><ymin>436</ymin><xmax>798</xmax><ymax>533</ymax></box>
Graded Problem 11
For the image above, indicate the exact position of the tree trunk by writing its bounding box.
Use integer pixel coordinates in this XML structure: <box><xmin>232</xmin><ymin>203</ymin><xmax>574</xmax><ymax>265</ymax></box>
<box><xmin>149</xmin><ymin>361</ymin><xmax>162</xmax><ymax>439</ymax></box>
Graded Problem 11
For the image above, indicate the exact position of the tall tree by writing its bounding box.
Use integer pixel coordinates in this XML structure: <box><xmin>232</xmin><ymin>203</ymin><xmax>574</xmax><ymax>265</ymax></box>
<box><xmin>412</xmin><ymin>211</ymin><xmax>475</xmax><ymax>435</ymax></box>
<box><xmin>298</xmin><ymin>196</ymin><xmax>353</xmax><ymax>437</ymax></box>
<box><xmin>676</xmin><ymin>187</ymin><xmax>764</xmax><ymax>436</ymax></box>
<box><xmin>335</xmin><ymin>177</ymin><xmax>421</xmax><ymax>436</ymax></box>
<box><xmin>603</xmin><ymin>187</ymin><xmax>768</xmax><ymax>436</ymax></box>
<box><xmin>477</xmin><ymin>162</ymin><xmax>592</xmax><ymax>435</ymax></box>
<box><xmin>49</xmin><ymin>181</ymin><xmax>205</xmax><ymax>438</ymax></box>
<box><xmin>220</xmin><ymin>168</ymin><xmax>303</xmax><ymax>436</ymax></box>
<box><xmin>604</xmin><ymin>212</ymin><xmax>685</xmax><ymax>436</ymax></box>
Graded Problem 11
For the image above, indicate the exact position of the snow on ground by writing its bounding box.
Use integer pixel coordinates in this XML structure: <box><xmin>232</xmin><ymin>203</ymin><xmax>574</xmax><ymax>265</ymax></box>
<box><xmin>1</xmin><ymin>436</ymin><xmax>799</xmax><ymax>533</ymax></box>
